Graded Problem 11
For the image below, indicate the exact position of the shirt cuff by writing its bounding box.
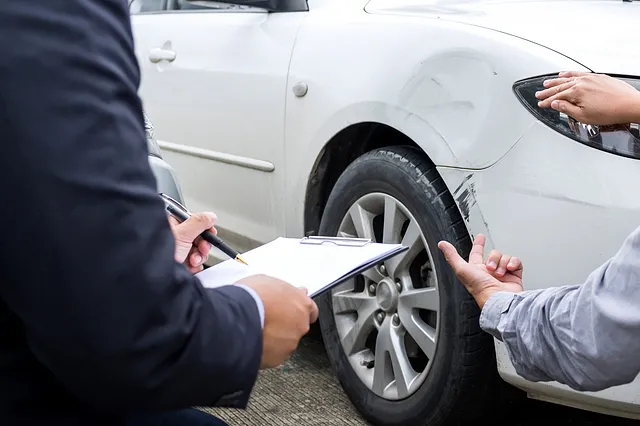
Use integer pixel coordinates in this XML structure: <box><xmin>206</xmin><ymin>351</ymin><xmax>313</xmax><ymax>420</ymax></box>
<box><xmin>479</xmin><ymin>291</ymin><xmax>517</xmax><ymax>341</ymax></box>
<box><xmin>235</xmin><ymin>284</ymin><xmax>265</xmax><ymax>329</ymax></box>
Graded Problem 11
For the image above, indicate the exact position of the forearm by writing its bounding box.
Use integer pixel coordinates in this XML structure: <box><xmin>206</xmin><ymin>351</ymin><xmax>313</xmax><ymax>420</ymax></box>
<box><xmin>480</xmin><ymin>227</ymin><xmax>640</xmax><ymax>392</ymax></box>
<box><xmin>480</xmin><ymin>286</ymin><xmax>601</xmax><ymax>390</ymax></box>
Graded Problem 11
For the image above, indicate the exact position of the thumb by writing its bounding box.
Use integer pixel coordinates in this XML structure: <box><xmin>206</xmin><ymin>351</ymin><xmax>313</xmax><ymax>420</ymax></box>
<box><xmin>438</xmin><ymin>241</ymin><xmax>489</xmax><ymax>287</ymax></box>
<box><xmin>437</xmin><ymin>241</ymin><xmax>469</xmax><ymax>273</ymax></box>
<box><xmin>438</xmin><ymin>241</ymin><xmax>482</xmax><ymax>285</ymax></box>
<box><xmin>174</xmin><ymin>212</ymin><xmax>217</xmax><ymax>243</ymax></box>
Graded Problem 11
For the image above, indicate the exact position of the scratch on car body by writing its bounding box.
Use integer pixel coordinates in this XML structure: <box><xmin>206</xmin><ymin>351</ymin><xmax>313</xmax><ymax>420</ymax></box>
<box><xmin>453</xmin><ymin>173</ymin><xmax>476</xmax><ymax>222</ymax></box>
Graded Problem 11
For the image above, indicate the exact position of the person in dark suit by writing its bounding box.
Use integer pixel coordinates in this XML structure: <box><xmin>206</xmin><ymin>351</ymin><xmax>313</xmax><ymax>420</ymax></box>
<box><xmin>0</xmin><ymin>1</ymin><xmax>318</xmax><ymax>425</ymax></box>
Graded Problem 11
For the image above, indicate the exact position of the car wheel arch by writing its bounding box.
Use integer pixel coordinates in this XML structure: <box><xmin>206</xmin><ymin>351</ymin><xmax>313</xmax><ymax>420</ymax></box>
<box><xmin>303</xmin><ymin>122</ymin><xmax>459</xmax><ymax>238</ymax></box>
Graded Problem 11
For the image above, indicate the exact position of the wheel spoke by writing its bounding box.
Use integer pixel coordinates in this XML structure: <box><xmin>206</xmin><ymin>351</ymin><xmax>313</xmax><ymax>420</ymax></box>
<box><xmin>382</xmin><ymin>196</ymin><xmax>405</xmax><ymax>244</ymax></box>
<box><xmin>372</xmin><ymin>319</ymin><xmax>393</xmax><ymax>395</ymax></box>
<box><xmin>399</xmin><ymin>287</ymin><xmax>439</xmax><ymax>312</ymax></box>
<box><xmin>348</xmin><ymin>203</ymin><xmax>375</xmax><ymax>240</ymax></box>
<box><xmin>361</xmin><ymin>266</ymin><xmax>384</xmax><ymax>283</ymax></box>
<box><xmin>397</xmin><ymin>307</ymin><xmax>437</xmax><ymax>359</ymax></box>
<box><xmin>333</xmin><ymin>292</ymin><xmax>378</xmax><ymax>355</ymax></box>
<box><xmin>385</xmin><ymin>219</ymin><xmax>424</xmax><ymax>278</ymax></box>
<box><xmin>372</xmin><ymin>318</ymin><xmax>417</xmax><ymax>398</ymax></box>
<box><xmin>388</xmin><ymin>328</ymin><xmax>417</xmax><ymax>399</ymax></box>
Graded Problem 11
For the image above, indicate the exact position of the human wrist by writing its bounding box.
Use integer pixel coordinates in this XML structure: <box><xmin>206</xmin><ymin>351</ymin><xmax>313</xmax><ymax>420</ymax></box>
<box><xmin>234</xmin><ymin>284</ymin><xmax>265</xmax><ymax>329</ymax></box>
<box><xmin>621</xmin><ymin>91</ymin><xmax>640</xmax><ymax>123</ymax></box>
<box><xmin>472</xmin><ymin>288</ymin><xmax>498</xmax><ymax>309</ymax></box>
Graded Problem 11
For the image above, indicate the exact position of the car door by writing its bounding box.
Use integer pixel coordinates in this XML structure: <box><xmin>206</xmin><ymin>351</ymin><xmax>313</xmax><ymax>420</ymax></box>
<box><xmin>130</xmin><ymin>0</ymin><xmax>307</xmax><ymax>252</ymax></box>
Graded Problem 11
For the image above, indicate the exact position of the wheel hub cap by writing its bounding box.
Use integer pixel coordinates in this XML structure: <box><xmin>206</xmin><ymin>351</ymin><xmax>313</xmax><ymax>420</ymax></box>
<box><xmin>376</xmin><ymin>278</ymin><xmax>398</xmax><ymax>313</ymax></box>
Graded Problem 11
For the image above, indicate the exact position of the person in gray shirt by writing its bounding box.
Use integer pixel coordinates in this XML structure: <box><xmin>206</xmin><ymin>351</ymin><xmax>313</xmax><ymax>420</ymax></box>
<box><xmin>437</xmin><ymin>71</ymin><xmax>640</xmax><ymax>392</ymax></box>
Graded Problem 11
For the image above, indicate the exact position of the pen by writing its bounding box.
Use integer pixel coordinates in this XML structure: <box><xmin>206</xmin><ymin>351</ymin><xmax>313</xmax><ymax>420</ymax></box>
<box><xmin>159</xmin><ymin>193</ymin><xmax>248</xmax><ymax>266</ymax></box>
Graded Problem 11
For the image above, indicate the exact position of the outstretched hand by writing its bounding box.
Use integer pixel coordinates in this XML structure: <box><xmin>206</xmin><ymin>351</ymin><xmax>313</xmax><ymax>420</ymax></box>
<box><xmin>438</xmin><ymin>234</ymin><xmax>523</xmax><ymax>308</ymax></box>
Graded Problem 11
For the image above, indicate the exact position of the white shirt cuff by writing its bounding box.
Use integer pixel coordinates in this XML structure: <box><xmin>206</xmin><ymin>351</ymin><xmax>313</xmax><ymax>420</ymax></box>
<box><xmin>234</xmin><ymin>284</ymin><xmax>265</xmax><ymax>329</ymax></box>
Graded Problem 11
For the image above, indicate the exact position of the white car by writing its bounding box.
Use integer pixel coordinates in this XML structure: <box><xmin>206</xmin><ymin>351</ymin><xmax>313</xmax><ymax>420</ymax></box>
<box><xmin>130</xmin><ymin>0</ymin><xmax>640</xmax><ymax>424</ymax></box>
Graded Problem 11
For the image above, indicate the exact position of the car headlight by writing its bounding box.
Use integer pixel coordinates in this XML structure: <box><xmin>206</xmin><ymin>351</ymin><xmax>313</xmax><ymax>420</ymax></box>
<box><xmin>513</xmin><ymin>74</ymin><xmax>640</xmax><ymax>160</ymax></box>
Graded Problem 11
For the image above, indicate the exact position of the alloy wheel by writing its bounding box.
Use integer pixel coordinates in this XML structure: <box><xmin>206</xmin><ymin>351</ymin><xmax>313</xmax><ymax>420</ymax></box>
<box><xmin>331</xmin><ymin>192</ymin><xmax>440</xmax><ymax>400</ymax></box>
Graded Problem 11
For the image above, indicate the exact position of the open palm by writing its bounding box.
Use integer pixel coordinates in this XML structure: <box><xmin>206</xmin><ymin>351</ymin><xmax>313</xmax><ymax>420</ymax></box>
<box><xmin>438</xmin><ymin>234</ymin><xmax>523</xmax><ymax>308</ymax></box>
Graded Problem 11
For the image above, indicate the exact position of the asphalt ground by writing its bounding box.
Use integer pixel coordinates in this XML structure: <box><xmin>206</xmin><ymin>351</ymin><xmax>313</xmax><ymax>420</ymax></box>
<box><xmin>201</xmin><ymin>328</ymin><xmax>639</xmax><ymax>426</ymax></box>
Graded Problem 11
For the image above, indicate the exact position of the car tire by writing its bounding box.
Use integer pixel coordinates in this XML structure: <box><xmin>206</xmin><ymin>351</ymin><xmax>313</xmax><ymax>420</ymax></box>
<box><xmin>317</xmin><ymin>146</ymin><xmax>499</xmax><ymax>426</ymax></box>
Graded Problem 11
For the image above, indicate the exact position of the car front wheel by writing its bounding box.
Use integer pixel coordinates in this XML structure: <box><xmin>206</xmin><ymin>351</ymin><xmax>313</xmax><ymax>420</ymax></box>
<box><xmin>317</xmin><ymin>146</ymin><xmax>498</xmax><ymax>426</ymax></box>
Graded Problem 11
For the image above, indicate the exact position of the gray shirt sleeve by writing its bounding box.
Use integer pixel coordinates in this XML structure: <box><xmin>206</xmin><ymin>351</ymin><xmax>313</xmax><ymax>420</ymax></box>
<box><xmin>479</xmin><ymin>225</ymin><xmax>640</xmax><ymax>392</ymax></box>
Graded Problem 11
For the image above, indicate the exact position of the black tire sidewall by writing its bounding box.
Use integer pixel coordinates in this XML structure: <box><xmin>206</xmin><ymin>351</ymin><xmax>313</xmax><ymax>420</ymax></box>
<box><xmin>318</xmin><ymin>148</ymin><xmax>481</xmax><ymax>425</ymax></box>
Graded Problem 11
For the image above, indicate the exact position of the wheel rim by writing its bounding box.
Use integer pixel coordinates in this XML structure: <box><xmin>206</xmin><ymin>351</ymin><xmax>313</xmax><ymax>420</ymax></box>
<box><xmin>332</xmin><ymin>193</ymin><xmax>440</xmax><ymax>400</ymax></box>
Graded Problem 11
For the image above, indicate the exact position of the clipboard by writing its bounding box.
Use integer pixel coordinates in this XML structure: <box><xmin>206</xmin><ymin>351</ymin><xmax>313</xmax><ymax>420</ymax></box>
<box><xmin>300</xmin><ymin>236</ymin><xmax>372</xmax><ymax>247</ymax></box>
<box><xmin>300</xmin><ymin>237</ymin><xmax>408</xmax><ymax>297</ymax></box>
<box><xmin>197</xmin><ymin>236</ymin><xmax>409</xmax><ymax>298</ymax></box>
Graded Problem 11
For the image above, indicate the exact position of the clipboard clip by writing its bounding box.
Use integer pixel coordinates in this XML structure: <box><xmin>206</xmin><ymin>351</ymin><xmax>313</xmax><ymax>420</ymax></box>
<box><xmin>300</xmin><ymin>236</ymin><xmax>372</xmax><ymax>247</ymax></box>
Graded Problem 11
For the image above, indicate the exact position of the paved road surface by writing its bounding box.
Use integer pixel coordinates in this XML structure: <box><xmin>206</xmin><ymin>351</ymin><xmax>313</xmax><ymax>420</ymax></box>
<box><xmin>203</xmin><ymin>330</ymin><xmax>638</xmax><ymax>426</ymax></box>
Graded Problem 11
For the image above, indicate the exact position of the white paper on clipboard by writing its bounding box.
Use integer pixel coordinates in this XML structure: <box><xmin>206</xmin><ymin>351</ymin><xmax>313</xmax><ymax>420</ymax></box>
<box><xmin>196</xmin><ymin>236</ymin><xmax>407</xmax><ymax>297</ymax></box>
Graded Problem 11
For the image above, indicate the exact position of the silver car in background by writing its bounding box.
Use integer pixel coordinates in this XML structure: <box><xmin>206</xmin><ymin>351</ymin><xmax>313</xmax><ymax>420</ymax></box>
<box><xmin>144</xmin><ymin>112</ymin><xmax>184</xmax><ymax>204</ymax></box>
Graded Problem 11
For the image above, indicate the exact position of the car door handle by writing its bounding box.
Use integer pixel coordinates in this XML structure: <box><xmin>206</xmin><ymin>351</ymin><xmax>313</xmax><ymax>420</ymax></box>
<box><xmin>149</xmin><ymin>48</ymin><xmax>176</xmax><ymax>63</ymax></box>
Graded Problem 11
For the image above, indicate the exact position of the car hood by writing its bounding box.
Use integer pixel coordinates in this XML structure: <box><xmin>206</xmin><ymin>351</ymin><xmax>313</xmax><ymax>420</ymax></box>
<box><xmin>365</xmin><ymin>0</ymin><xmax>640</xmax><ymax>75</ymax></box>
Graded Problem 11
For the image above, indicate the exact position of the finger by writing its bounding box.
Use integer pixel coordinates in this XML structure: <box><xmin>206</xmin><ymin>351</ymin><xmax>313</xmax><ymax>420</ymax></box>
<box><xmin>485</xmin><ymin>249</ymin><xmax>502</xmax><ymax>271</ymax></box>
<box><xmin>308</xmin><ymin>299</ymin><xmax>319</xmax><ymax>324</ymax></box>
<box><xmin>167</xmin><ymin>215</ymin><xmax>180</xmax><ymax>228</ymax></box>
<box><xmin>558</xmin><ymin>71</ymin><xmax>590</xmax><ymax>78</ymax></box>
<box><xmin>507</xmin><ymin>257</ymin><xmax>522</xmax><ymax>272</ymax></box>
<box><xmin>438</xmin><ymin>241</ymin><xmax>470</xmax><ymax>272</ymax></box>
<box><xmin>189</xmin><ymin>250</ymin><xmax>204</xmax><ymax>268</ymax></box>
<box><xmin>195</xmin><ymin>236</ymin><xmax>213</xmax><ymax>258</ymax></box>
<box><xmin>187</xmin><ymin>240</ymin><xmax>210</xmax><ymax>267</ymax></box>
<box><xmin>536</xmin><ymin>80</ymin><xmax>577</xmax><ymax>104</ymax></box>
<box><xmin>507</xmin><ymin>257</ymin><xmax>523</xmax><ymax>279</ymax></box>
<box><xmin>550</xmin><ymin>99</ymin><xmax>583</xmax><ymax>119</ymax></box>
<box><xmin>439</xmin><ymin>241</ymin><xmax>486</xmax><ymax>286</ymax></box>
<box><xmin>468</xmin><ymin>234</ymin><xmax>486</xmax><ymax>265</ymax></box>
<box><xmin>173</xmin><ymin>212</ymin><xmax>217</xmax><ymax>243</ymax></box>
<box><xmin>300</xmin><ymin>287</ymin><xmax>309</xmax><ymax>296</ymax></box>
<box><xmin>541</xmin><ymin>77</ymin><xmax>572</xmax><ymax>90</ymax></box>
<box><xmin>537</xmin><ymin>87</ymin><xmax>579</xmax><ymax>111</ymax></box>
<box><xmin>495</xmin><ymin>255</ymin><xmax>512</xmax><ymax>277</ymax></box>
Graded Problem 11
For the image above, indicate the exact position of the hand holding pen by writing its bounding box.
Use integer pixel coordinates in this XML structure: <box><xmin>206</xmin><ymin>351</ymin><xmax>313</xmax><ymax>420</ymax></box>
<box><xmin>160</xmin><ymin>193</ymin><xmax>248</xmax><ymax>266</ymax></box>
<box><xmin>168</xmin><ymin>209</ymin><xmax>219</xmax><ymax>273</ymax></box>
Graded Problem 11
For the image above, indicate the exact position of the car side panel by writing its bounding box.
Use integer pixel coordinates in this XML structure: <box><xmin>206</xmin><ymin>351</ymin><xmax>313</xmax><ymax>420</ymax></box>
<box><xmin>132</xmin><ymin>9</ymin><xmax>304</xmax><ymax>254</ymax></box>
<box><xmin>284</xmin><ymin>3</ymin><xmax>583</xmax><ymax>238</ymax></box>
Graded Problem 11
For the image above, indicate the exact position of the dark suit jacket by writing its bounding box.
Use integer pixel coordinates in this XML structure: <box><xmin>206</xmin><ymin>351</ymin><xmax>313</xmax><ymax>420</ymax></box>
<box><xmin>0</xmin><ymin>0</ymin><xmax>262</xmax><ymax>424</ymax></box>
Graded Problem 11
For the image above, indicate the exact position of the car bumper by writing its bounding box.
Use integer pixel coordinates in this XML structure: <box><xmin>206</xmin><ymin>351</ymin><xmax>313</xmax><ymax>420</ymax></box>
<box><xmin>438</xmin><ymin>120</ymin><xmax>640</xmax><ymax>417</ymax></box>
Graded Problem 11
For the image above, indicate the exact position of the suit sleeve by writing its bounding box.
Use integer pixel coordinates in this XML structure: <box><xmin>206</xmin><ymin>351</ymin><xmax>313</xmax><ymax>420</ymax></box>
<box><xmin>0</xmin><ymin>0</ymin><xmax>262</xmax><ymax>412</ymax></box>
<box><xmin>480</xmin><ymin>226</ymin><xmax>640</xmax><ymax>392</ymax></box>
